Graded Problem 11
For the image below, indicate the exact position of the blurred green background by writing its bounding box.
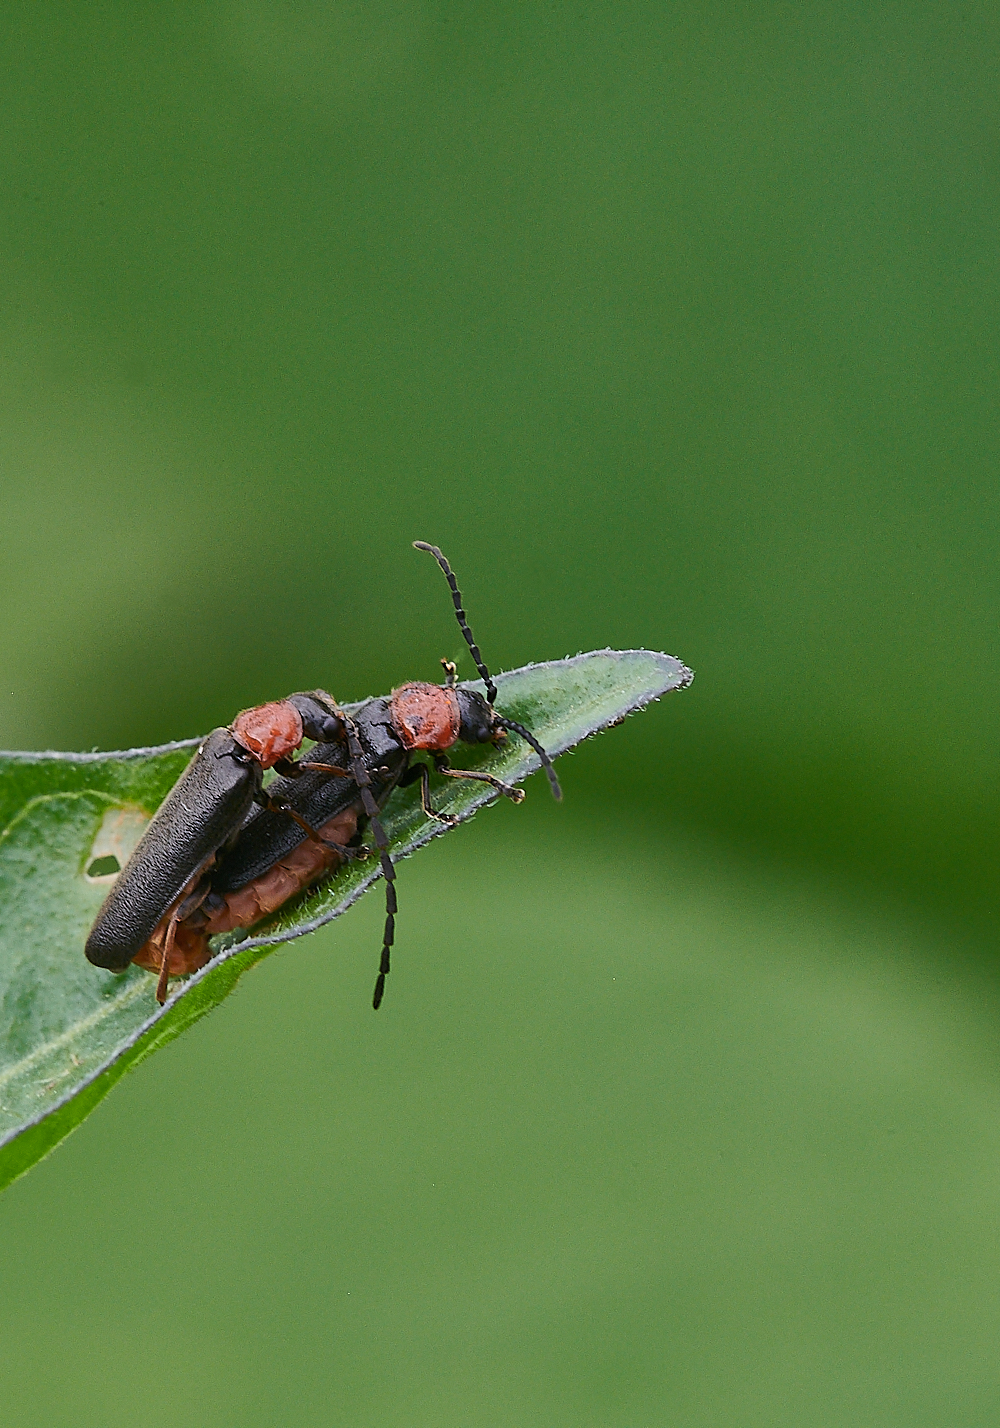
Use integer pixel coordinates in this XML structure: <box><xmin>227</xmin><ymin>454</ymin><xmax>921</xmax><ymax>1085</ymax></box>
<box><xmin>1</xmin><ymin>4</ymin><xmax>999</xmax><ymax>1423</ymax></box>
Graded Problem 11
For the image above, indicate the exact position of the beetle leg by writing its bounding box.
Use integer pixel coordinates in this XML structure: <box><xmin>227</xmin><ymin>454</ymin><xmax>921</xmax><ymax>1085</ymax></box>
<box><xmin>399</xmin><ymin>760</ymin><xmax>457</xmax><ymax>824</ymax></box>
<box><xmin>258</xmin><ymin>793</ymin><xmax>367</xmax><ymax>860</ymax></box>
<box><xmin>270</xmin><ymin>755</ymin><xmax>351</xmax><ymax>778</ymax></box>
<box><xmin>156</xmin><ymin>915</ymin><xmax>179</xmax><ymax>1004</ymax></box>
<box><xmin>318</xmin><ymin>839</ymin><xmax>366</xmax><ymax>861</ymax></box>
<box><xmin>418</xmin><ymin>762</ymin><xmax>458</xmax><ymax>824</ymax></box>
<box><xmin>432</xmin><ymin>754</ymin><xmax>525</xmax><ymax>805</ymax></box>
<box><xmin>174</xmin><ymin>874</ymin><xmax>214</xmax><ymax>923</ymax></box>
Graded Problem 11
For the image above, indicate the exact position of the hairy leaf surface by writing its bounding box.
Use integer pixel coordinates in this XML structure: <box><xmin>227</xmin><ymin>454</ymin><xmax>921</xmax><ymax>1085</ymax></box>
<box><xmin>0</xmin><ymin>651</ymin><xmax>691</xmax><ymax>1190</ymax></box>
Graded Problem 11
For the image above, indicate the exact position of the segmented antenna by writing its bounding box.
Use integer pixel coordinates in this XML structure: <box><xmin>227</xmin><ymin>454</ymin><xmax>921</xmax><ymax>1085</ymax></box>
<box><xmin>413</xmin><ymin>541</ymin><xmax>497</xmax><ymax>704</ymax></box>
<box><xmin>414</xmin><ymin>540</ymin><xmax>562</xmax><ymax>802</ymax></box>
<box><xmin>496</xmin><ymin>716</ymin><xmax>562</xmax><ymax>801</ymax></box>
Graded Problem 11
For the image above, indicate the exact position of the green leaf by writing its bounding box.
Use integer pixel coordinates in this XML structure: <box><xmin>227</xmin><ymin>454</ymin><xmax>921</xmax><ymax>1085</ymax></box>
<box><xmin>0</xmin><ymin>650</ymin><xmax>690</xmax><ymax>1191</ymax></box>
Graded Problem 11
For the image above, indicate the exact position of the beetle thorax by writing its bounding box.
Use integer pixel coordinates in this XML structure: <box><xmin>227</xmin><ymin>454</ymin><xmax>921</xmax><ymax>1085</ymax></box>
<box><xmin>390</xmin><ymin>682</ymin><xmax>460</xmax><ymax>751</ymax></box>
<box><xmin>232</xmin><ymin>701</ymin><xmax>304</xmax><ymax>767</ymax></box>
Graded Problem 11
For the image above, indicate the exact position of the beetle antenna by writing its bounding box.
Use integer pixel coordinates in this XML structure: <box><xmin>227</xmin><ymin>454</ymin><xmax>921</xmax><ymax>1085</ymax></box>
<box><xmin>495</xmin><ymin>717</ymin><xmax>562</xmax><ymax>801</ymax></box>
<box><xmin>414</xmin><ymin>541</ymin><xmax>562</xmax><ymax>801</ymax></box>
<box><xmin>413</xmin><ymin>542</ymin><xmax>498</xmax><ymax>705</ymax></box>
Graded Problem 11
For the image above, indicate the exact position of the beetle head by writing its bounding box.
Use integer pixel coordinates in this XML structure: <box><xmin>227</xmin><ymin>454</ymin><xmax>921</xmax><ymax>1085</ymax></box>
<box><xmin>455</xmin><ymin>688</ymin><xmax>504</xmax><ymax>744</ymax></box>
<box><xmin>286</xmin><ymin>690</ymin><xmax>345</xmax><ymax>743</ymax></box>
<box><xmin>412</xmin><ymin>541</ymin><xmax>563</xmax><ymax>800</ymax></box>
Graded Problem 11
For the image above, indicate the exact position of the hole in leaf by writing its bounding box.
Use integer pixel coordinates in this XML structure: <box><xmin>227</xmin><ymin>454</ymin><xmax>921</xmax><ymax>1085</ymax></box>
<box><xmin>84</xmin><ymin>806</ymin><xmax>150</xmax><ymax>884</ymax></box>
<box><xmin>86</xmin><ymin>854</ymin><xmax>121</xmax><ymax>878</ymax></box>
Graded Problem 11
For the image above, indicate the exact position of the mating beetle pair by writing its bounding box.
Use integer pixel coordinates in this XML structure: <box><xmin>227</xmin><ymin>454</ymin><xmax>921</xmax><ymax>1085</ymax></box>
<box><xmin>85</xmin><ymin>543</ymin><xmax>561</xmax><ymax>1009</ymax></box>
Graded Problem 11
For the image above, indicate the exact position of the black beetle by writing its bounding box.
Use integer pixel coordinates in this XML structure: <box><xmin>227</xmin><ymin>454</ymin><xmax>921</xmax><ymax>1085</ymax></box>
<box><xmin>141</xmin><ymin>712</ymin><xmax>408</xmax><ymax>987</ymax></box>
<box><xmin>85</xmin><ymin>542</ymin><xmax>561</xmax><ymax>1008</ymax></box>
<box><xmin>85</xmin><ymin>691</ymin><xmax>352</xmax><ymax>1002</ymax></box>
